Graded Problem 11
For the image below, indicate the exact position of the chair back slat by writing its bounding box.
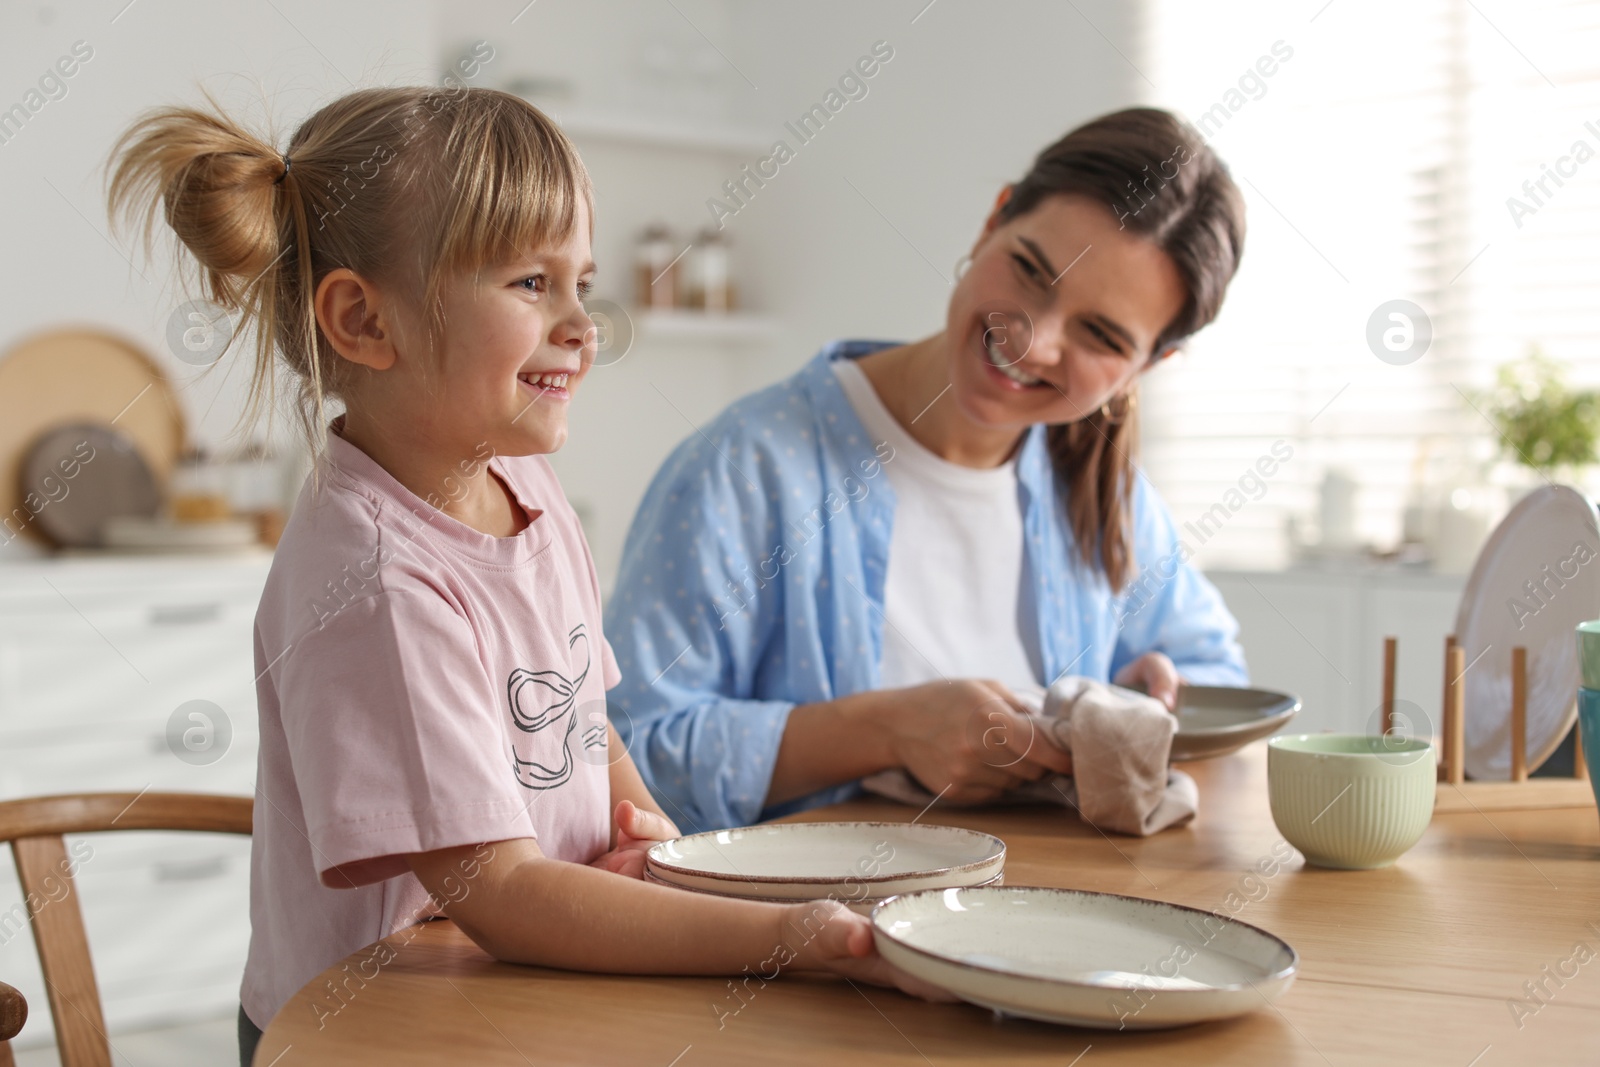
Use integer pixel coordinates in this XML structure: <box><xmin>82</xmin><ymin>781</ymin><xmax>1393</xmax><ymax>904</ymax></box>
<box><xmin>0</xmin><ymin>793</ymin><xmax>252</xmax><ymax>1067</ymax></box>
<box><xmin>12</xmin><ymin>836</ymin><xmax>108</xmax><ymax>1067</ymax></box>
<box><xmin>0</xmin><ymin>793</ymin><xmax>252</xmax><ymax>840</ymax></box>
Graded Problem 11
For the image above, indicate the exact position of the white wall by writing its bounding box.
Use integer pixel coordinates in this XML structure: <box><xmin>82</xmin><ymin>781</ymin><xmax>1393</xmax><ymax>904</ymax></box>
<box><xmin>724</xmin><ymin>1</ymin><xmax>1142</xmax><ymax>381</ymax></box>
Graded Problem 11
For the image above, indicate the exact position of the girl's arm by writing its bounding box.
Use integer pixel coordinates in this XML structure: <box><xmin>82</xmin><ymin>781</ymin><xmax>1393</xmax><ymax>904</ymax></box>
<box><xmin>404</xmin><ymin>838</ymin><xmax>948</xmax><ymax>1000</ymax></box>
<box><xmin>586</xmin><ymin>725</ymin><xmax>682</xmax><ymax>879</ymax></box>
<box><xmin>604</xmin><ymin>721</ymin><xmax>672</xmax><ymax>826</ymax></box>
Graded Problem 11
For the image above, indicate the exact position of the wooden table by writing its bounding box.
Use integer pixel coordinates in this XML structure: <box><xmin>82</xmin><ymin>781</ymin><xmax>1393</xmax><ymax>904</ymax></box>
<box><xmin>256</xmin><ymin>746</ymin><xmax>1600</xmax><ymax>1065</ymax></box>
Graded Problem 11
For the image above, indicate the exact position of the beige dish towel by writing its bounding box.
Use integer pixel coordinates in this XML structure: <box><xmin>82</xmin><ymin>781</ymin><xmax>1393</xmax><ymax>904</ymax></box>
<box><xmin>861</xmin><ymin>676</ymin><xmax>1198</xmax><ymax>836</ymax></box>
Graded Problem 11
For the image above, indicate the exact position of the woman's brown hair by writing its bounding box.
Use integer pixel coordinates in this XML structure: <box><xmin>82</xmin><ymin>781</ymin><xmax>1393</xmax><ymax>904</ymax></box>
<box><xmin>994</xmin><ymin>107</ymin><xmax>1246</xmax><ymax>593</ymax></box>
<box><xmin>105</xmin><ymin>84</ymin><xmax>594</xmax><ymax>460</ymax></box>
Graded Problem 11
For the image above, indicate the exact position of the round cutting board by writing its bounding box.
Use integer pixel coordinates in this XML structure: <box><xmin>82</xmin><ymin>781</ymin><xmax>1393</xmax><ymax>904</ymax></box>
<box><xmin>0</xmin><ymin>329</ymin><xmax>185</xmax><ymax>543</ymax></box>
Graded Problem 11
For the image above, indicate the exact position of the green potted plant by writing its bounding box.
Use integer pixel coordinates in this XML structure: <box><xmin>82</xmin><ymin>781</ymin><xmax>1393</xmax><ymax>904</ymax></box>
<box><xmin>1482</xmin><ymin>349</ymin><xmax>1600</xmax><ymax>490</ymax></box>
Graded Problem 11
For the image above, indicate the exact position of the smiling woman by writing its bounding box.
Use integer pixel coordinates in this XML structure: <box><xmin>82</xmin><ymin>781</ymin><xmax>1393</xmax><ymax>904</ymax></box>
<box><xmin>606</xmin><ymin>108</ymin><xmax>1252</xmax><ymax>835</ymax></box>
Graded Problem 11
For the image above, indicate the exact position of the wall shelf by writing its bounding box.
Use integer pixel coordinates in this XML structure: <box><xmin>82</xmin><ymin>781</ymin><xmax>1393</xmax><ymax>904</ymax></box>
<box><xmin>634</xmin><ymin>308</ymin><xmax>777</xmax><ymax>344</ymax></box>
<box><xmin>524</xmin><ymin>101</ymin><xmax>771</xmax><ymax>156</ymax></box>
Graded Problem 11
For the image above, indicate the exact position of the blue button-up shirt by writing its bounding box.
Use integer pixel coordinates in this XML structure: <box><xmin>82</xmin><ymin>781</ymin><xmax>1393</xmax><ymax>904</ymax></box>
<box><xmin>604</xmin><ymin>339</ymin><xmax>1247</xmax><ymax>833</ymax></box>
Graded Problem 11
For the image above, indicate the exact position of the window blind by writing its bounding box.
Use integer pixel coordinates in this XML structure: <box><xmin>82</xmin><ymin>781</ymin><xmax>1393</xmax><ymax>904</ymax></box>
<box><xmin>1134</xmin><ymin>0</ymin><xmax>1600</xmax><ymax>569</ymax></box>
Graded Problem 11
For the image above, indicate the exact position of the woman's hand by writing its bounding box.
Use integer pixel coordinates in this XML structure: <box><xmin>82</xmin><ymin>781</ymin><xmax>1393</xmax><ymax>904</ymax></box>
<box><xmin>587</xmin><ymin>800</ymin><xmax>680</xmax><ymax>880</ymax></box>
<box><xmin>782</xmin><ymin>900</ymin><xmax>958</xmax><ymax>1002</ymax></box>
<box><xmin>1113</xmin><ymin>651</ymin><xmax>1182</xmax><ymax>711</ymax></box>
<box><xmin>884</xmin><ymin>679</ymin><xmax>1074</xmax><ymax>804</ymax></box>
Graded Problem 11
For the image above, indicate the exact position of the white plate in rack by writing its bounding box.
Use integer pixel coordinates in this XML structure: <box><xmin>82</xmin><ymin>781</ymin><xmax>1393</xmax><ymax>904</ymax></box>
<box><xmin>646</xmin><ymin>821</ymin><xmax>1005</xmax><ymax>901</ymax></box>
<box><xmin>1455</xmin><ymin>485</ymin><xmax>1600</xmax><ymax>779</ymax></box>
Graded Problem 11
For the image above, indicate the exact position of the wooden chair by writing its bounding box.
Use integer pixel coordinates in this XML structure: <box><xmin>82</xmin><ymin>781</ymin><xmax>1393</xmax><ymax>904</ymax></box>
<box><xmin>0</xmin><ymin>793</ymin><xmax>252</xmax><ymax>1067</ymax></box>
<box><xmin>0</xmin><ymin>980</ymin><xmax>25</xmax><ymax>1067</ymax></box>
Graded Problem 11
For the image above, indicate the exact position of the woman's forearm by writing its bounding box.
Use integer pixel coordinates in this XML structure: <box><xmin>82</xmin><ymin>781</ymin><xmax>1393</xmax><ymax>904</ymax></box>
<box><xmin>764</xmin><ymin>689</ymin><xmax>901</xmax><ymax>807</ymax></box>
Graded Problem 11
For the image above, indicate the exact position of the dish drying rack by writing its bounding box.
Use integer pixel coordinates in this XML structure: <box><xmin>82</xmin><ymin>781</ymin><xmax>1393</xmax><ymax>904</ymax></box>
<box><xmin>1375</xmin><ymin>635</ymin><xmax>1595</xmax><ymax>813</ymax></box>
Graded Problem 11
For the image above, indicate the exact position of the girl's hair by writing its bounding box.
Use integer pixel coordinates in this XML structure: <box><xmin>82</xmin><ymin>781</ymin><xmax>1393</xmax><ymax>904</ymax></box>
<box><xmin>994</xmin><ymin>106</ymin><xmax>1246</xmax><ymax>594</ymax></box>
<box><xmin>106</xmin><ymin>85</ymin><xmax>594</xmax><ymax>457</ymax></box>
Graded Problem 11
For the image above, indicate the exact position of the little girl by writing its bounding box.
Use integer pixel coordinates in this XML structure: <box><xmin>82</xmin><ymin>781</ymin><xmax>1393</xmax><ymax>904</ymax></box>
<box><xmin>106</xmin><ymin>85</ymin><xmax>935</xmax><ymax>1066</ymax></box>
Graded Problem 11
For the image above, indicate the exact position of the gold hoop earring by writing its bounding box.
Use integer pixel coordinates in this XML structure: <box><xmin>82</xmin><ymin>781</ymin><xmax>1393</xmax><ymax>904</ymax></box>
<box><xmin>1099</xmin><ymin>392</ymin><xmax>1137</xmax><ymax>424</ymax></box>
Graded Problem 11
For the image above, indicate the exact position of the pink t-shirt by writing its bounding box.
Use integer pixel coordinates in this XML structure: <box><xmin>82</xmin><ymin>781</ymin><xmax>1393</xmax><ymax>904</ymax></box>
<box><xmin>240</xmin><ymin>425</ymin><xmax>618</xmax><ymax>1029</ymax></box>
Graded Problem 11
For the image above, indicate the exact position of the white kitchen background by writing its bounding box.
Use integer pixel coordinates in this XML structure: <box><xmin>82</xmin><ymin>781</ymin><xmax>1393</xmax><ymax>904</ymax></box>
<box><xmin>0</xmin><ymin>0</ymin><xmax>1593</xmax><ymax>1061</ymax></box>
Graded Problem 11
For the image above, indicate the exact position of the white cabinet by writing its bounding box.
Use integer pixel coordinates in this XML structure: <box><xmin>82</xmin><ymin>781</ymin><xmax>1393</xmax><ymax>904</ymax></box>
<box><xmin>0</xmin><ymin>554</ymin><xmax>270</xmax><ymax>1046</ymax></box>
<box><xmin>1205</xmin><ymin>567</ymin><xmax>1465</xmax><ymax>738</ymax></box>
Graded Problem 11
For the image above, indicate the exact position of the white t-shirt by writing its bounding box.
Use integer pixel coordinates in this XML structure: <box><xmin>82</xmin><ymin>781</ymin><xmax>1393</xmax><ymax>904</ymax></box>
<box><xmin>832</xmin><ymin>358</ymin><xmax>1042</xmax><ymax>692</ymax></box>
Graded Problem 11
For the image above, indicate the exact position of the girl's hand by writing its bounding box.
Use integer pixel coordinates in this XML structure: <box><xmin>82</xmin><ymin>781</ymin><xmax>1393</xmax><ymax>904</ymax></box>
<box><xmin>1113</xmin><ymin>651</ymin><xmax>1182</xmax><ymax>711</ymax></box>
<box><xmin>781</xmin><ymin>900</ymin><xmax>958</xmax><ymax>1002</ymax></box>
<box><xmin>587</xmin><ymin>800</ymin><xmax>680</xmax><ymax>880</ymax></box>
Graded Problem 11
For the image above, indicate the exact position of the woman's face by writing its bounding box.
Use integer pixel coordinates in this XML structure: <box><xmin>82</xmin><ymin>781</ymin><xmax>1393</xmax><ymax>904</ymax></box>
<box><xmin>945</xmin><ymin>192</ymin><xmax>1188</xmax><ymax>431</ymax></box>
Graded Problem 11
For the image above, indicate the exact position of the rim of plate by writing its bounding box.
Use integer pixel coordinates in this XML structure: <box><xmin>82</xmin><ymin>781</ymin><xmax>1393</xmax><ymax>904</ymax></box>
<box><xmin>646</xmin><ymin>821</ymin><xmax>1006</xmax><ymax>886</ymax></box>
<box><xmin>870</xmin><ymin>885</ymin><xmax>1300</xmax><ymax>994</ymax></box>
<box><xmin>643</xmin><ymin>867</ymin><xmax>1006</xmax><ymax>903</ymax></box>
<box><xmin>1175</xmin><ymin>687</ymin><xmax>1300</xmax><ymax>736</ymax></box>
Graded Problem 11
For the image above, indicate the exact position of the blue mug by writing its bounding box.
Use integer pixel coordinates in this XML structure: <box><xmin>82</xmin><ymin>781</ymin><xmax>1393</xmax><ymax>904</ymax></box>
<box><xmin>1579</xmin><ymin>687</ymin><xmax>1600</xmax><ymax>811</ymax></box>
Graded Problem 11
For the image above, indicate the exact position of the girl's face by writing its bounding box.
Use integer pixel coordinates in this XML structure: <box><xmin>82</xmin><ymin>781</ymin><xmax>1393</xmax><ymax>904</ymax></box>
<box><xmin>423</xmin><ymin>198</ymin><xmax>598</xmax><ymax>457</ymax></box>
<box><xmin>944</xmin><ymin>192</ymin><xmax>1188</xmax><ymax>431</ymax></box>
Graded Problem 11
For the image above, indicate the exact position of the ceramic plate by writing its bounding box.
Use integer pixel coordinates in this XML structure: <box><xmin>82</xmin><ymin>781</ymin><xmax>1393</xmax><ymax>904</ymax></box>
<box><xmin>646</xmin><ymin>822</ymin><xmax>1005</xmax><ymax>901</ymax></box>
<box><xmin>872</xmin><ymin>886</ymin><xmax>1298</xmax><ymax>1029</ymax></box>
<box><xmin>100</xmin><ymin>515</ymin><xmax>260</xmax><ymax>553</ymax></box>
<box><xmin>1170</xmin><ymin>685</ymin><xmax>1300</xmax><ymax>761</ymax></box>
<box><xmin>643</xmin><ymin>867</ymin><xmax>1005</xmax><ymax>913</ymax></box>
<box><xmin>22</xmin><ymin>423</ymin><xmax>161</xmax><ymax>547</ymax></box>
<box><xmin>1455</xmin><ymin>485</ymin><xmax>1600</xmax><ymax>779</ymax></box>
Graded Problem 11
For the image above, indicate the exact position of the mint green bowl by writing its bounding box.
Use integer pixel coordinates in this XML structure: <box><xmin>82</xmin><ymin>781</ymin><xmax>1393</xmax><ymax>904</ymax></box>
<box><xmin>1267</xmin><ymin>734</ymin><xmax>1436</xmax><ymax>870</ymax></box>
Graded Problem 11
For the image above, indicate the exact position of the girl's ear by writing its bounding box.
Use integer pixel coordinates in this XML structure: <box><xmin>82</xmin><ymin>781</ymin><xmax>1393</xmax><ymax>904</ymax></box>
<box><xmin>315</xmin><ymin>268</ymin><xmax>398</xmax><ymax>371</ymax></box>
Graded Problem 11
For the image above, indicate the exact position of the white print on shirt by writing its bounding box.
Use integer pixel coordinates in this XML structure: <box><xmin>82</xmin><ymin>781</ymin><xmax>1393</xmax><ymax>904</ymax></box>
<box><xmin>508</xmin><ymin>623</ymin><xmax>591</xmax><ymax>790</ymax></box>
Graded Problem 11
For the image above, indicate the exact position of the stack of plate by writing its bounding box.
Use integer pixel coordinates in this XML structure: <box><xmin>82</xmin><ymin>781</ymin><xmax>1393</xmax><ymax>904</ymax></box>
<box><xmin>645</xmin><ymin>821</ymin><xmax>1005</xmax><ymax>913</ymax></box>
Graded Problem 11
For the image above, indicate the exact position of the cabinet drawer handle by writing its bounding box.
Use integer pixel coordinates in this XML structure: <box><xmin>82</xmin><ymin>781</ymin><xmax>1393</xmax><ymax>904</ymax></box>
<box><xmin>153</xmin><ymin>856</ymin><xmax>228</xmax><ymax>882</ymax></box>
<box><xmin>148</xmin><ymin>603</ymin><xmax>222</xmax><ymax>626</ymax></box>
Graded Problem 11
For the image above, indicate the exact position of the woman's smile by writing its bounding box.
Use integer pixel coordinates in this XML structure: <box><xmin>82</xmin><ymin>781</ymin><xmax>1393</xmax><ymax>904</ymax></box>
<box><xmin>979</xmin><ymin>328</ymin><xmax>1047</xmax><ymax>389</ymax></box>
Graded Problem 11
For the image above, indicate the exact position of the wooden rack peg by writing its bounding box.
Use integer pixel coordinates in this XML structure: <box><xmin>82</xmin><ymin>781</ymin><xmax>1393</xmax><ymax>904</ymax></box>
<box><xmin>1440</xmin><ymin>634</ymin><xmax>1458</xmax><ymax>782</ymax></box>
<box><xmin>1446</xmin><ymin>644</ymin><xmax>1466</xmax><ymax>786</ymax></box>
<box><xmin>1381</xmin><ymin>636</ymin><xmax>1397</xmax><ymax>737</ymax></box>
<box><xmin>1576</xmin><ymin>720</ymin><xmax>1589</xmax><ymax>782</ymax></box>
<box><xmin>1510</xmin><ymin>646</ymin><xmax>1528</xmax><ymax>782</ymax></box>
